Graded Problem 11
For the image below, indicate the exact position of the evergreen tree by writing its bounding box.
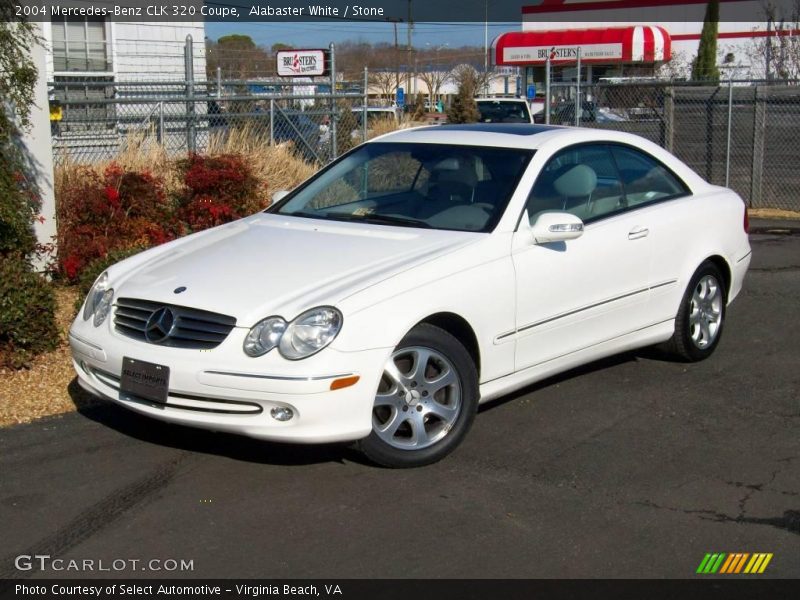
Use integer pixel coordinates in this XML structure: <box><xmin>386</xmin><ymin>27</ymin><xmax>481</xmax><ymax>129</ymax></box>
<box><xmin>446</xmin><ymin>78</ymin><xmax>479</xmax><ymax>124</ymax></box>
<box><xmin>691</xmin><ymin>0</ymin><xmax>721</xmax><ymax>81</ymax></box>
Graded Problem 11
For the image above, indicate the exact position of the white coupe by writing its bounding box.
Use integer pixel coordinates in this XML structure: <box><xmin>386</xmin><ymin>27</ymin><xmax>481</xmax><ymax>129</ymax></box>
<box><xmin>70</xmin><ymin>124</ymin><xmax>751</xmax><ymax>467</ymax></box>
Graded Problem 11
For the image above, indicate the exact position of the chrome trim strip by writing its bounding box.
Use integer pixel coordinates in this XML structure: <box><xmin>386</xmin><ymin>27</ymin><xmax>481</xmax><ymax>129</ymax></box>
<box><xmin>68</xmin><ymin>332</ymin><xmax>104</xmax><ymax>352</ymax></box>
<box><xmin>495</xmin><ymin>280</ymin><xmax>678</xmax><ymax>340</ymax></box>
<box><xmin>203</xmin><ymin>370</ymin><xmax>354</xmax><ymax>382</ymax></box>
<box><xmin>484</xmin><ymin>317</ymin><xmax>677</xmax><ymax>385</ymax></box>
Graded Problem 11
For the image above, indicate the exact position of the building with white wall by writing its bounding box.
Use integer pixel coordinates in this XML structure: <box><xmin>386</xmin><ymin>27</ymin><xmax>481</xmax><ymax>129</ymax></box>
<box><xmin>493</xmin><ymin>0</ymin><xmax>796</xmax><ymax>90</ymax></box>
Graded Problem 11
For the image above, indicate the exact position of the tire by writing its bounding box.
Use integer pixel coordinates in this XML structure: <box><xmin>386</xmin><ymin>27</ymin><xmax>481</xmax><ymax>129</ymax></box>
<box><xmin>663</xmin><ymin>261</ymin><xmax>727</xmax><ymax>362</ymax></box>
<box><xmin>359</xmin><ymin>323</ymin><xmax>479</xmax><ymax>468</ymax></box>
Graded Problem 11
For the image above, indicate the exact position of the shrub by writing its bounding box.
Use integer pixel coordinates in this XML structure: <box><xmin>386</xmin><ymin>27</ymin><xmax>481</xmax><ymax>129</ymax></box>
<box><xmin>56</xmin><ymin>162</ymin><xmax>174</xmax><ymax>282</ymax></box>
<box><xmin>0</xmin><ymin>255</ymin><xmax>59</xmax><ymax>369</ymax></box>
<box><xmin>176</xmin><ymin>154</ymin><xmax>263</xmax><ymax>231</ymax></box>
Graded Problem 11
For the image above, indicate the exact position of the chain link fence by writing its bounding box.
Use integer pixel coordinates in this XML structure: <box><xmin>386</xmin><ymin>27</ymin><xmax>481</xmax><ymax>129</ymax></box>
<box><xmin>49</xmin><ymin>78</ymin><xmax>372</xmax><ymax>166</ymax></box>
<box><xmin>547</xmin><ymin>80</ymin><xmax>800</xmax><ymax>210</ymax></box>
<box><xmin>50</xmin><ymin>55</ymin><xmax>800</xmax><ymax>211</ymax></box>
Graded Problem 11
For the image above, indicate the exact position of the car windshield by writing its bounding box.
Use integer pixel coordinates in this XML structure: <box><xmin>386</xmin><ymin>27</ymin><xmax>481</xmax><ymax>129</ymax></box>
<box><xmin>476</xmin><ymin>101</ymin><xmax>531</xmax><ymax>123</ymax></box>
<box><xmin>271</xmin><ymin>142</ymin><xmax>533</xmax><ymax>232</ymax></box>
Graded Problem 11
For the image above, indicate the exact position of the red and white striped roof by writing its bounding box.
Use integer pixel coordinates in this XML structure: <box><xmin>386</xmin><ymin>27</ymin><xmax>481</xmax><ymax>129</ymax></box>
<box><xmin>492</xmin><ymin>26</ymin><xmax>672</xmax><ymax>65</ymax></box>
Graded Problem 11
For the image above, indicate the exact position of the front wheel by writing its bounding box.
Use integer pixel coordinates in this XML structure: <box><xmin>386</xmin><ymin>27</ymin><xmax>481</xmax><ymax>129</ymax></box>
<box><xmin>359</xmin><ymin>324</ymin><xmax>479</xmax><ymax>468</ymax></box>
<box><xmin>663</xmin><ymin>261</ymin><xmax>727</xmax><ymax>362</ymax></box>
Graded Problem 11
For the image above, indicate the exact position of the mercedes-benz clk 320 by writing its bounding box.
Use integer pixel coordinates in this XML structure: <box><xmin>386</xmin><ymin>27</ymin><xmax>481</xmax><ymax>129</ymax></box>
<box><xmin>70</xmin><ymin>124</ymin><xmax>751</xmax><ymax>467</ymax></box>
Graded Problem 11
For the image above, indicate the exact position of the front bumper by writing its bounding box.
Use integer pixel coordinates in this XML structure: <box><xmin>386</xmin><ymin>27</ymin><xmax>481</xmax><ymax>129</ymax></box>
<box><xmin>69</xmin><ymin>318</ymin><xmax>390</xmax><ymax>444</ymax></box>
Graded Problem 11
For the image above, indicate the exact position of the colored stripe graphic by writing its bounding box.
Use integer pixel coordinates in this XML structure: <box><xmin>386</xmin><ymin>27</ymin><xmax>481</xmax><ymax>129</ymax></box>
<box><xmin>699</xmin><ymin>553</ymin><xmax>773</xmax><ymax>574</ymax></box>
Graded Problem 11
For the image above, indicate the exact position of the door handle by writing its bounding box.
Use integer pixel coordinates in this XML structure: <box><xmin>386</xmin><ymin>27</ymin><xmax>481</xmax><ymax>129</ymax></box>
<box><xmin>628</xmin><ymin>226</ymin><xmax>649</xmax><ymax>240</ymax></box>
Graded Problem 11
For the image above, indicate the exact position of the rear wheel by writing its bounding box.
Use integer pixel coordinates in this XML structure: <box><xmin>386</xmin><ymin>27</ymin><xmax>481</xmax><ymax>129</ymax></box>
<box><xmin>359</xmin><ymin>324</ymin><xmax>478</xmax><ymax>468</ymax></box>
<box><xmin>663</xmin><ymin>261</ymin><xmax>727</xmax><ymax>362</ymax></box>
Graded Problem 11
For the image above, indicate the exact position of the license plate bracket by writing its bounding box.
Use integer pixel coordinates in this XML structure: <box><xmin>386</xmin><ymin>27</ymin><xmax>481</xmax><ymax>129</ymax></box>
<box><xmin>120</xmin><ymin>357</ymin><xmax>170</xmax><ymax>404</ymax></box>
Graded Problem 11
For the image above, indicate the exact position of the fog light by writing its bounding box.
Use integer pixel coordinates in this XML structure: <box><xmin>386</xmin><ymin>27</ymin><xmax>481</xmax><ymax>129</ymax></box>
<box><xmin>270</xmin><ymin>407</ymin><xmax>294</xmax><ymax>422</ymax></box>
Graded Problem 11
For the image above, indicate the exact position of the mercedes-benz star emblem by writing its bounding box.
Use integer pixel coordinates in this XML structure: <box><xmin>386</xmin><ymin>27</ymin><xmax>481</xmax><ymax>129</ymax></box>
<box><xmin>144</xmin><ymin>307</ymin><xmax>175</xmax><ymax>344</ymax></box>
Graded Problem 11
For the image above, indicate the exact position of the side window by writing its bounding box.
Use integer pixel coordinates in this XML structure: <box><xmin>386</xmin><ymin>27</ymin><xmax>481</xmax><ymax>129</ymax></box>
<box><xmin>610</xmin><ymin>145</ymin><xmax>689</xmax><ymax>206</ymax></box>
<box><xmin>526</xmin><ymin>144</ymin><xmax>624</xmax><ymax>223</ymax></box>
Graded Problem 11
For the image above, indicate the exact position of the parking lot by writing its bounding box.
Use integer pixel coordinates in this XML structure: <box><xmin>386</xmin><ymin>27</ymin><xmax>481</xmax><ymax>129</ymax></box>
<box><xmin>1</xmin><ymin>231</ymin><xmax>797</xmax><ymax>579</ymax></box>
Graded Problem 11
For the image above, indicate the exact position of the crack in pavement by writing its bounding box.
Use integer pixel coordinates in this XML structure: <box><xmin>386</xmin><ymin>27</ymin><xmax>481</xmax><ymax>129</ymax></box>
<box><xmin>633</xmin><ymin>457</ymin><xmax>800</xmax><ymax>537</ymax></box>
<box><xmin>0</xmin><ymin>451</ymin><xmax>191</xmax><ymax>579</ymax></box>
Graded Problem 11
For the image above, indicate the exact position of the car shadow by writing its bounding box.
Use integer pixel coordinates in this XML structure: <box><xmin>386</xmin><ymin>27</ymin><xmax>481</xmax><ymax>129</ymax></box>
<box><xmin>67</xmin><ymin>345</ymin><xmax>674</xmax><ymax>467</ymax></box>
<box><xmin>67</xmin><ymin>379</ymin><xmax>365</xmax><ymax>467</ymax></box>
<box><xmin>476</xmin><ymin>347</ymin><xmax>670</xmax><ymax>413</ymax></box>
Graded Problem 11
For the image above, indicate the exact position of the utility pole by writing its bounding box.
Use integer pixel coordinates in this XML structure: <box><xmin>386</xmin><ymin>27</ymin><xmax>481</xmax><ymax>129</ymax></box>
<box><xmin>484</xmin><ymin>0</ymin><xmax>489</xmax><ymax>95</ymax></box>
<box><xmin>407</xmin><ymin>0</ymin><xmax>414</xmax><ymax>101</ymax></box>
<box><xmin>388</xmin><ymin>17</ymin><xmax>401</xmax><ymax>95</ymax></box>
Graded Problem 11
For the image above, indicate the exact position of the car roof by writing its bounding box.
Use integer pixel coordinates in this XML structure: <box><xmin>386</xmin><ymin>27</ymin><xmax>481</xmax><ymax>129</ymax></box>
<box><xmin>475</xmin><ymin>97</ymin><xmax>528</xmax><ymax>102</ymax></box>
<box><xmin>371</xmin><ymin>124</ymin><xmax>633</xmax><ymax>149</ymax></box>
<box><xmin>370</xmin><ymin>124</ymin><xmax>710</xmax><ymax>191</ymax></box>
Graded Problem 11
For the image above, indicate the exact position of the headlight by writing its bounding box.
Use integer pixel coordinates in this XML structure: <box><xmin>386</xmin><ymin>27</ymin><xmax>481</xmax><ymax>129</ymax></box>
<box><xmin>82</xmin><ymin>272</ymin><xmax>109</xmax><ymax>321</ymax></box>
<box><xmin>243</xmin><ymin>317</ymin><xmax>287</xmax><ymax>357</ymax></box>
<box><xmin>93</xmin><ymin>289</ymin><xmax>114</xmax><ymax>327</ymax></box>
<box><xmin>243</xmin><ymin>307</ymin><xmax>343</xmax><ymax>360</ymax></box>
<box><xmin>279</xmin><ymin>306</ymin><xmax>342</xmax><ymax>360</ymax></box>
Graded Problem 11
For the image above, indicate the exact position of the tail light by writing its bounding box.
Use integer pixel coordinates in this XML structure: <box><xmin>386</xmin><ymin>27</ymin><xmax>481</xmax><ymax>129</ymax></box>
<box><xmin>743</xmin><ymin>207</ymin><xmax>750</xmax><ymax>233</ymax></box>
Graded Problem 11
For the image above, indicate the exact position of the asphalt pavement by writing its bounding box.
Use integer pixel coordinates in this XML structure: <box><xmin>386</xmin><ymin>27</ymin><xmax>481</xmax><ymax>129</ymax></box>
<box><xmin>1</xmin><ymin>230</ymin><xmax>798</xmax><ymax>579</ymax></box>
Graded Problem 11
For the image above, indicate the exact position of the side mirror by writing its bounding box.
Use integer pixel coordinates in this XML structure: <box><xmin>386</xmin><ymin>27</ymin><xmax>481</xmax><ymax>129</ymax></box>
<box><xmin>530</xmin><ymin>212</ymin><xmax>585</xmax><ymax>244</ymax></box>
<box><xmin>272</xmin><ymin>190</ymin><xmax>290</xmax><ymax>203</ymax></box>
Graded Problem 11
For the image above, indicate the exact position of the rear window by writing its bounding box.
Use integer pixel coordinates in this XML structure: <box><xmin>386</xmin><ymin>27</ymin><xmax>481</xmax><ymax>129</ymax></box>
<box><xmin>476</xmin><ymin>101</ymin><xmax>531</xmax><ymax>123</ymax></box>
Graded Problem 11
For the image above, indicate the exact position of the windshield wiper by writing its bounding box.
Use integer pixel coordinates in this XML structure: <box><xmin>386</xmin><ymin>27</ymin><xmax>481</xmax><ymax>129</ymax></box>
<box><xmin>282</xmin><ymin>210</ymin><xmax>432</xmax><ymax>229</ymax></box>
<box><xmin>326</xmin><ymin>212</ymin><xmax>433</xmax><ymax>229</ymax></box>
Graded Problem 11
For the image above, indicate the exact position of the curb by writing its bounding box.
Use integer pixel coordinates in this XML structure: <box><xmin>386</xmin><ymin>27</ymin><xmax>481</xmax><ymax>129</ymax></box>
<box><xmin>749</xmin><ymin>219</ymin><xmax>800</xmax><ymax>235</ymax></box>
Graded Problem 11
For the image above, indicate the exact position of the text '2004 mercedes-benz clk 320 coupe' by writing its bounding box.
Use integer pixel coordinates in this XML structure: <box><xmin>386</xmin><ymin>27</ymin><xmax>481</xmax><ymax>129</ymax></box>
<box><xmin>70</xmin><ymin>124</ymin><xmax>751</xmax><ymax>467</ymax></box>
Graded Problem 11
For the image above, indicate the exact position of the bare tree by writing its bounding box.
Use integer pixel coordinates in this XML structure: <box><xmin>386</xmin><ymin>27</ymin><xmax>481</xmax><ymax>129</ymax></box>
<box><xmin>418</xmin><ymin>68</ymin><xmax>450</xmax><ymax>107</ymax></box>
<box><xmin>450</xmin><ymin>63</ymin><xmax>498</xmax><ymax>96</ymax></box>
<box><xmin>654</xmin><ymin>50</ymin><xmax>693</xmax><ymax>81</ymax></box>
<box><xmin>369</xmin><ymin>70</ymin><xmax>400</xmax><ymax>103</ymax></box>
<box><xmin>744</xmin><ymin>0</ymin><xmax>800</xmax><ymax>80</ymax></box>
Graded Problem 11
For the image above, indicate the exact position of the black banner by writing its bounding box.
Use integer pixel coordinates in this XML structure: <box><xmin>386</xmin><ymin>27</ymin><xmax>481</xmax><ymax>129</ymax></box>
<box><xmin>1</xmin><ymin>579</ymin><xmax>799</xmax><ymax>600</ymax></box>
<box><xmin>6</xmin><ymin>0</ymin><xmax>800</xmax><ymax>23</ymax></box>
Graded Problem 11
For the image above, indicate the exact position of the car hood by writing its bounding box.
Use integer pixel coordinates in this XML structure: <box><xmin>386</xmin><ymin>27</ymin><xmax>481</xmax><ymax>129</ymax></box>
<box><xmin>114</xmin><ymin>213</ymin><xmax>480</xmax><ymax>326</ymax></box>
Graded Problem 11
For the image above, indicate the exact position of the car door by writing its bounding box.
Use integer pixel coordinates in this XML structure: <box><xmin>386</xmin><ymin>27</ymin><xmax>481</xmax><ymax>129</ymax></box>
<box><xmin>607</xmin><ymin>144</ymin><xmax>695</xmax><ymax>324</ymax></box>
<box><xmin>512</xmin><ymin>143</ymin><xmax>654</xmax><ymax>372</ymax></box>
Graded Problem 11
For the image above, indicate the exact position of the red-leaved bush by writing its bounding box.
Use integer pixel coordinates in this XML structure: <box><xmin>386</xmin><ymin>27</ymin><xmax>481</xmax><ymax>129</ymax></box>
<box><xmin>56</xmin><ymin>154</ymin><xmax>266</xmax><ymax>283</ymax></box>
<box><xmin>56</xmin><ymin>163</ymin><xmax>175</xmax><ymax>282</ymax></box>
<box><xmin>175</xmin><ymin>154</ymin><xmax>262</xmax><ymax>231</ymax></box>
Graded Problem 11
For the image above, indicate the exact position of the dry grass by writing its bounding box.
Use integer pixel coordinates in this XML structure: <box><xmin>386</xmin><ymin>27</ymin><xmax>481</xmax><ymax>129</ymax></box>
<box><xmin>205</xmin><ymin>125</ymin><xmax>316</xmax><ymax>196</ymax></box>
<box><xmin>0</xmin><ymin>287</ymin><xmax>98</xmax><ymax>427</ymax></box>
<box><xmin>749</xmin><ymin>208</ymin><xmax>800</xmax><ymax>220</ymax></box>
<box><xmin>54</xmin><ymin>126</ymin><xmax>317</xmax><ymax>212</ymax></box>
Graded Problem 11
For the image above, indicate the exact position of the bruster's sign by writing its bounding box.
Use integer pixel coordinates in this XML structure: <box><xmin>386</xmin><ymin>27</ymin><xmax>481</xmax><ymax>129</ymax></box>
<box><xmin>277</xmin><ymin>49</ymin><xmax>328</xmax><ymax>77</ymax></box>
<box><xmin>503</xmin><ymin>43</ymin><xmax>623</xmax><ymax>63</ymax></box>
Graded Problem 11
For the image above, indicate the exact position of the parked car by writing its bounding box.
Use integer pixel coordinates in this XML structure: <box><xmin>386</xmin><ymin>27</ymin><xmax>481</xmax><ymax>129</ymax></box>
<box><xmin>475</xmin><ymin>97</ymin><xmax>534</xmax><ymax>123</ymax></box>
<box><xmin>71</xmin><ymin>125</ymin><xmax>751</xmax><ymax>467</ymax></box>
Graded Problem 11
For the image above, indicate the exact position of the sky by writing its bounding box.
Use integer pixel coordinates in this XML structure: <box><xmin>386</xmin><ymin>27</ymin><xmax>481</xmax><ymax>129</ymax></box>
<box><xmin>205</xmin><ymin>21</ymin><xmax>519</xmax><ymax>49</ymax></box>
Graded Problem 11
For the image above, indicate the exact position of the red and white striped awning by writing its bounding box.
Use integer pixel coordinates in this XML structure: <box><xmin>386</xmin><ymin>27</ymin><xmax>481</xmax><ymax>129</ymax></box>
<box><xmin>492</xmin><ymin>26</ymin><xmax>671</xmax><ymax>65</ymax></box>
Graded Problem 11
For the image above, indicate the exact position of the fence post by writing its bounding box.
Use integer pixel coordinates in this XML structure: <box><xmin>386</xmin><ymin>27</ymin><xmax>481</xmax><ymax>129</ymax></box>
<box><xmin>158</xmin><ymin>102</ymin><xmax>164</xmax><ymax>144</ymax></box>
<box><xmin>329</xmin><ymin>42</ymin><xmax>337</xmax><ymax>161</ymax></box>
<box><xmin>184</xmin><ymin>35</ymin><xmax>196</xmax><ymax>153</ymax></box>
<box><xmin>663</xmin><ymin>86</ymin><xmax>674</xmax><ymax>152</ymax></box>
<box><xmin>269</xmin><ymin>98</ymin><xmax>275</xmax><ymax>145</ymax></box>
<box><xmin>575</xmin><ymin>48</ymin><xmax>581</xmax><ymax>127</ymax></box>
<box><xmin>363</xmin><ymin>66</ymin><xmax>369</xmax><ymax>142</ymax></box>
<box><xmin>725</xmin><ymin>75</ymin><xmax>733</xmax><ymax>187</ymax></box>
<box><xmin>750</xmin><ymin>85</ymin><xmax>767</xmax><ymax>208</ymax></box>
<box><xmin>545</xmin><ymin>54</ymin><xmax>551</xmax><ymax>125</ymax></box>
<box><xmin>216</xmin><ymin>66</ymin><xmax>222</xmax><ymax>99</ymax></box>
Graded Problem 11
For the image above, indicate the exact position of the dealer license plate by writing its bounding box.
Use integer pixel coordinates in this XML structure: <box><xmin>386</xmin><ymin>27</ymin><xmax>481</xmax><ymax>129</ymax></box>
<box><xmin>119</xmin><ymin>357</ymin><xmax>170</xmax><ymax>404</ymax></box>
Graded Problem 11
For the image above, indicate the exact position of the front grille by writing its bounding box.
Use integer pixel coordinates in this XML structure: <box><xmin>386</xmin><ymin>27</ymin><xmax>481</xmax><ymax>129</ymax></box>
<box><xmin>114</xmin><ymin>297</ymin><xmax>236</xmax><ymax>349</ymax></box>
